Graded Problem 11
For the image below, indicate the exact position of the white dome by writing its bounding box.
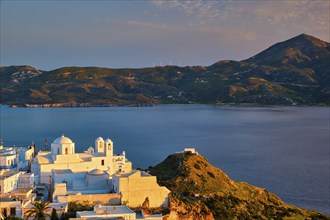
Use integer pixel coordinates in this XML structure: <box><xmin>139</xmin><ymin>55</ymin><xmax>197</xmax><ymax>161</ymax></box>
<box><xmin>88</xmin><ymin>169</ymin><xmax>106</xmax><ymax>175</ymax></box>
<box><xmin>53</xmin><ymin>135</ymin><xmax>73</xmax><ymax>144</ymax></box>
<box><xmin>105</xmin><ymin>138</ymin><xmax>112</xmax><ymax>142</ymax></box>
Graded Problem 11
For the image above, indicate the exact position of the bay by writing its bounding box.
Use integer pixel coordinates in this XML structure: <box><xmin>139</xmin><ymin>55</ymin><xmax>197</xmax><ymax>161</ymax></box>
<box><xmin>0</xmin><ymin>104</ymin><xmax>329</xmax><ymax>215</ymax></box>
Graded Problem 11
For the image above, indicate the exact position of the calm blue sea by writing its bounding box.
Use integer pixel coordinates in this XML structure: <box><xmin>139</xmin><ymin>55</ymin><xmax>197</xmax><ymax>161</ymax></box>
<box><xmin>0</xmin><ymin>105</ymin><xmax>329</xmax><ymax>215</ymax></box>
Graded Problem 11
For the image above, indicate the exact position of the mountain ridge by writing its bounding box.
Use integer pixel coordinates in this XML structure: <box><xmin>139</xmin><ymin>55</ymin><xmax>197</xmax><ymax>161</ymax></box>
<box><xmin>1</xmin><ymin>34</ymin><xmax>329</xmax><ymax>106</ymax></box>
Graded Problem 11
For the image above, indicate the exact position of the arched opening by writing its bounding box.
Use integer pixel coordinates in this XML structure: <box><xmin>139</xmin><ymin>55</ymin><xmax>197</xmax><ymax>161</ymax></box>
<box><xmin>57</xmin><ymin>148</ymin><xmax>60</xmax><ymax>155</ymax></box>
<box><xmin>65</xmin><ymin>148</ymin><xmax>68</xmax><ymax>154</ymax></box>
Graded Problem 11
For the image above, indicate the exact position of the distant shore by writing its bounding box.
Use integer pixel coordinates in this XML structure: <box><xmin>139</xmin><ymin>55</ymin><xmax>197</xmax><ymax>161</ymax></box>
<box><xmin>3</xmin><ymin>102</ymin><xmax>329</xmax><ymax>108</ymax></box>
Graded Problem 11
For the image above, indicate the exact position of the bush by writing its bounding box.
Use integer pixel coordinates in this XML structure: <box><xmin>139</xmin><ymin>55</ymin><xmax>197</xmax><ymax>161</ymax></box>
<box><xmin>207</xmin><ymin>172</ymin><xmax>215</xmax><ymax>178</ymax></box>
<box><xmin>194</xmin><ymin>164</ymin><xmax>201</xmax><ymax>170</ymax></box>
<box><xmin>51</xmin><ymin>208</ymin><xmax>59</xmax><ymax>220</ymax></box>
<box><xmin>68</xmin><ymin>201</ymin><xmax>96</xmax><ymax>212</ymax></box>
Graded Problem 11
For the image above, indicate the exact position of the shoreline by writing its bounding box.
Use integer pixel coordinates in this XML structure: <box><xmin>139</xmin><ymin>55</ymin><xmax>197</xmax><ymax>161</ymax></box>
<box><xmin>2</xmin><ymin>102</ymin><xmax>329</xmax><ymax>108</ymax></box>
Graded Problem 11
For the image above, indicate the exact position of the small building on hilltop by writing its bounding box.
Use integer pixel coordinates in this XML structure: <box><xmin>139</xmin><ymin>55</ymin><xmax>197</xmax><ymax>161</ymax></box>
<box><xmin>183</xmin><ymin>148</ymin><xmax>198</xmax><ymax>154</ymax></box>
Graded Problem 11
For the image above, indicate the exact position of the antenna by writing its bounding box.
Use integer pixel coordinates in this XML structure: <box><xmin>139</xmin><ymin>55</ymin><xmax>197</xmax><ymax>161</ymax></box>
<box><xmin>45</xmin><ymin>139</ymin><xmax>48</xmax><ymax>151</ymax></box>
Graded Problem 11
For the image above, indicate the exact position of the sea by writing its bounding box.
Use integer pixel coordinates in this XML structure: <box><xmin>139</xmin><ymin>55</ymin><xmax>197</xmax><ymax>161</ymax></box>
<box><xmin>0</xmin><ymin>104</ymin><xmax>329</xmax><ymax>215</ymax></box>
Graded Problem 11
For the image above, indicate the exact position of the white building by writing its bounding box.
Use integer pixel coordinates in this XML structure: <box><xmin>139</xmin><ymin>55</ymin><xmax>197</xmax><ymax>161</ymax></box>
<box><xmin>0</xmin><ymin>198</ymin><xmax>22</xmax><ymax>219</ymax></box>
<box><xmin>0</xmin><ymin>169</ymin><xmax>35</xmax><ymax>194</ymax></box>
<box><xmin>32</xmin><ymin>135</ymin><xmax>132</xmax><ymax>184</ymax></box>
<box><xmin>183</xmin><ymin>148</ymin><xmax>198</xmax><ymax>154</ymax></box>
<box><xmin>52</xmin><ymin>168</ymin><xmax>111</xmax><ymax>195</ymax></box>
<box><xmin>0</xmin><ymin>145</ymin><xmax>34</xmax><ymax>172</ymax></box>
<box><xmin>76</xmin><ymin>205</ymin><xmax>135</xmax><ymax>220</ymax></box>
<box><xmin>112</xmin><ymin>170</ymin><xmax>170</xmax><ymax>208</ymax></box>
<box><xmin>75</xmin><ymin>205</ymin><xmax>163</xmax><ymax>220</ymax></box>
<box><xmin>0</xmin><ymin>170</ymin><xmax>20</xmax><ymax>194</ymax></box>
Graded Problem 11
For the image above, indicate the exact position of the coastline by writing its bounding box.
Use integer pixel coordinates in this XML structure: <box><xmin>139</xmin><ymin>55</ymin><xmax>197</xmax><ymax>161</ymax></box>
<box><xmin>4</xmin><ymin>101</ymin><xmax>329</xmax><ymax>108</ymax></box>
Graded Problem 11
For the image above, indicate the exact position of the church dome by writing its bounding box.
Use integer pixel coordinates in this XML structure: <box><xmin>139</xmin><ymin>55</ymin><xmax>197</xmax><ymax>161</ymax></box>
<box><xmin>105</xmin><ymin>138</ymin><xmax>112</xmax><ymax>142</ymax></box>
<box><xmin>88</xmin><ymin>169</ymin><xmax>106</xmax><ymax>175</ymax></box>
<box><xmin>53</xmin><ymin>135</ymin><xmax>73</xmax><ymax>144</ymax></box>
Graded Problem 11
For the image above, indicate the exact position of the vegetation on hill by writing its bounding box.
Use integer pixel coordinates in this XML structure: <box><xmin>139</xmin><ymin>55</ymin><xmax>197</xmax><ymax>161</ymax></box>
<box><xmin>0</xmin><ymin>34</ymin><xmax>329</xmax><ymax>107</ymax></box>
<box><xmin>148</xmin><ymin>152</ymin><xmax>329</xmax><ymax>220</ymax></box>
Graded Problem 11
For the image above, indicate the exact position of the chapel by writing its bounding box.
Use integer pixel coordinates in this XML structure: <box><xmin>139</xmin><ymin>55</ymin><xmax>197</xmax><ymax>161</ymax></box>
<box><xmin>32</xmin><ymin>135</ymin><xmax>132</xmax><ymax>184</ymax></box>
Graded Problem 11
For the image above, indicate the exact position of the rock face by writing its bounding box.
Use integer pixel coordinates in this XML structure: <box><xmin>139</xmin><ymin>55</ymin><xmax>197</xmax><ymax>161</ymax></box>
<box><xmin>1</xmin><ymin>34</ymin><xmax>329</xmax><ymax>106</ymax></box>
<box><xmin>148</xmin><ymin>152</ymin><xmax>329</xmax><ymax>220</ymax></box>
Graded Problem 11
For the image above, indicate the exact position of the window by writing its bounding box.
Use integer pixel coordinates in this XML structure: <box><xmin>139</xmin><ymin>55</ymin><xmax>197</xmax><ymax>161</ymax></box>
<box><xmin>57</xmin><ymin>149</ymin><xmax>60</xmax><ymax>154</ymax></box>
<box><xmin>101</xmin><ymin>160</ymin><xmax>104</xmax><ymax>166</ymax></box>
<box><xmin>65</xmin><ymin>148</ymin><xmax>68</xmax><ymax>154</ymax></box>
<box><xmin>1</xmin><ymin>208</ymin><xmax>7</xmax><ymax>218</ymax></box>
<box><xmin>10</xmin><ymin>207</ymin><xmax>16</xmax><ymax>216</ymax></box>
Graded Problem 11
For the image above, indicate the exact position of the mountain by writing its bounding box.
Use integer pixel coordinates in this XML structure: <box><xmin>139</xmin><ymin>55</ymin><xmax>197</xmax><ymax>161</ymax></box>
<box><xmin>1</xmin><ymin>34</ymin><xmax>329</xmax><ymax>106</ymax></box>
<box><xmin>148</xmin><ymin>151</ymin><xmax>329</xmax><ymax>220</ymax></box>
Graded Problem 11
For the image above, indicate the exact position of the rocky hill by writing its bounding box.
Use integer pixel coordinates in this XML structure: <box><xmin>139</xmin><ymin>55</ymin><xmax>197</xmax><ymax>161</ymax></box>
<box><xmin>1</xmin><ymin>34</ymin><xmax>329</xmax><ymax>106</ymax></box>
<box><xmin>148</xmin><ymin>152</ymin><xmax>329</xmax><ymax>220</ymax></box>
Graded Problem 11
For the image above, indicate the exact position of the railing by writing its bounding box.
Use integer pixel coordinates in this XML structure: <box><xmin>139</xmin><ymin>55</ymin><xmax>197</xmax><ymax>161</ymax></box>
<box><xmin>0</xmin><ymin>164</ymin><xmax>17</xmax><ymax>169</ymax></box>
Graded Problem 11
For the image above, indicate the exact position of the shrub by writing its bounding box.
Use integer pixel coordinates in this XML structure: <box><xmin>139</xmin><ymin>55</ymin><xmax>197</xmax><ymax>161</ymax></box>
<box><xmin>194</xmin><ymin>164</ymin><xmax>201</xmax><ymax>170</ymax></box>
<box><xmin>68</xmin><ymin>201</ymin><xmax>96</xmax><ymax>212</ymax></box>
<box><xmin>207</xmin><ymin>172</ymin><xmax>215</xmax><ymax>178</ymax></box>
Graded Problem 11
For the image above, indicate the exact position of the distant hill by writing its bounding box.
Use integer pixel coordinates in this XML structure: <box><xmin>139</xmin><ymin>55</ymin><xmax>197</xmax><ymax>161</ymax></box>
<box><xmin>148</xmin><ymin>151</ymin><xmax>329</xmax><ymax>219</ymax></box>
<box><xmin>1</xmin><ymin>34</ymin><xmax>329</xmax><ymax>106</ymax></box>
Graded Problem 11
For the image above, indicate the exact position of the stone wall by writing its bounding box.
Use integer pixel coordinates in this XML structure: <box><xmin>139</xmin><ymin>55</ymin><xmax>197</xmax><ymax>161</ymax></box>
<box><xmin>68</xmin><ymin>193</ymin><xmax>121</xmax><ymax>205</ymax></box>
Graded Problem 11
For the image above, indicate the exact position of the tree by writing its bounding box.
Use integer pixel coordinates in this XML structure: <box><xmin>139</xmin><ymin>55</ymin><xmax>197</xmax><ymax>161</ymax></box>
<box><xmin>25</xmin><ymin>201</ymin><xmax>51</xmax><ymax>220</ymax></box>
<box><xmin>60</xmin><ymin>212</ymin><xmax>68</xmax><ymax>220</ymax></box>
<box><xmin>50</xmin><ymin>208</ymin><xmax>59</xmax><ymax>220</ymax></box>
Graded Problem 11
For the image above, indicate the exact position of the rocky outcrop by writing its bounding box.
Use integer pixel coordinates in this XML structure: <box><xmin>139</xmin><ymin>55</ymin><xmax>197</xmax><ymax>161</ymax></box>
<box><xmin>149</xmin><ymin>152</ymin><xmax>329</xmax><ymax>219</ymax></box>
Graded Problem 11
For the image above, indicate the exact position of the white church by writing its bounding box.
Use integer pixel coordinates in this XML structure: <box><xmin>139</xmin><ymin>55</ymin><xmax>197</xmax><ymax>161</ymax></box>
<box><xmin>32</xmin><ymin>135</ymin><xmax>132</xmax><ymax>184</ymax></box>
<box><xmin>31</xmin><ymin>135</ymin><xmax>170</xmax><ymax>210</ymax></box>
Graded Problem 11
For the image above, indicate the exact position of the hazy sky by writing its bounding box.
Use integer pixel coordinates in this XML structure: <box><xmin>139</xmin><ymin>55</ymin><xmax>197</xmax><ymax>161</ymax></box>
<box><xmin>1</xmin><ymin>0</ymin><xmax>329</xmax><ymax>70</ymax></box>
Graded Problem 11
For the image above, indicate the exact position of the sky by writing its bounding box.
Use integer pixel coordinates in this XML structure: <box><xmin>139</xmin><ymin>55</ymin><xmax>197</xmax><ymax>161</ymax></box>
<box><xmin>0</xmin><ymin>0</ymin><xmax>329</xmax><ymax>70</ymax></box>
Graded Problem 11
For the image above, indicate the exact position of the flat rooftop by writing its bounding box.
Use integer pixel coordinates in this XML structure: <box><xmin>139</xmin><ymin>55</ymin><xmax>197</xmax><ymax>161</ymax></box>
<box><xmin>78</xmin><ymin>205</ymin><xmax>134</xmax><ymax>217</ymax></box>
<box><xmin>0</xmin><ymin>197</ymin><xmax>20</xmax><ymax>202</ymax></box>
<box><xmin>11</xmin><ymin>188</ymin><xmax>33</xmax><ymax>194</ymax></box>
<box><xmin>0</xmin><ymin>170</ymin><xmax>20</xmax><ymax>180</ymax></box>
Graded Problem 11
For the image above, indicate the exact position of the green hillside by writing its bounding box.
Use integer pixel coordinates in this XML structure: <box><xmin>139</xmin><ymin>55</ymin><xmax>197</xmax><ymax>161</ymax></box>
<box><xmin>148</xmin><ymin>152</ymin><xmax>329</xmax><ymax>220</ymax></box>
<box><xmin>1</xmin><ymin>34</ymin><xmax>329</xmax><ymax>106</ymax></box>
